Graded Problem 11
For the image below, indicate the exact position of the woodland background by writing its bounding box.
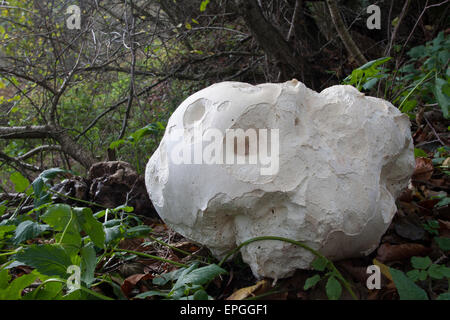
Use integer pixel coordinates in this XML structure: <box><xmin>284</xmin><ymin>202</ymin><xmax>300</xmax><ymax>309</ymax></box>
<box><xmin>0</xmin><ymin>0</ymin><xmax>449</xmax><ymax>301</ymax></box>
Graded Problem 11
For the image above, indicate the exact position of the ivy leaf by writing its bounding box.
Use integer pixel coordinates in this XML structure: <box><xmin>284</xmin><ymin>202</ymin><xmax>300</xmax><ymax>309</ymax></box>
<box><xmin>389</xmin><ymin>268</ymin><xmax>428</xmax><ymax>300</ymax></box>
<box><xmin>304</xmin><ymin>274</ymin><xmax>321</xmax><ymax>290</ymax></box>
<box><xmin>325</xmin><ymin>276</ymin><xmax>342</xmax><ymax>300</ymax></box>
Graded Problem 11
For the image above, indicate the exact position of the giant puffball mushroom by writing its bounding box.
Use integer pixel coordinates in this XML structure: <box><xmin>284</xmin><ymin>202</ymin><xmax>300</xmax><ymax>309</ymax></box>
<box><xmin>145</xmin><ymin>80</ymin><xmax>415</xmax><ymax>279</ymax></box>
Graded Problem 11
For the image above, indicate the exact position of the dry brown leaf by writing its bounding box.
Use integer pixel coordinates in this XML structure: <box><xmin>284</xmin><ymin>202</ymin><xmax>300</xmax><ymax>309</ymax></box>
<box><xmin>376</xmin><ymin>243</ymin><xmax>431</xmax><ymax>262</ymax></box>
<box><xmin>412</xmin><ymin>157</ymin><xmax>434</xmax><ymax>181</ymax></box>
<box><xmin>226</xmin><ymin>280</ymin><xmax>271</xmax><ymax>300</ymax></box>
<box><xmin>121</xmin><ymin>273</ymin><xmax>153</xmax><ymax>297</ymax></box>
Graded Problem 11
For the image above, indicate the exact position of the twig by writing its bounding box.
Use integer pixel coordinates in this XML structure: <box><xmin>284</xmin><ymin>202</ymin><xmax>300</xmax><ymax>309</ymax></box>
<box><xmin>325</xmin><ymin>0</ymin><xmax>367</xmax><ymax>66</ymax></box>
<box><xmin>423</xmin><ymin>114</ymin><xmax>446</xmax><ymax>146</ymax></box>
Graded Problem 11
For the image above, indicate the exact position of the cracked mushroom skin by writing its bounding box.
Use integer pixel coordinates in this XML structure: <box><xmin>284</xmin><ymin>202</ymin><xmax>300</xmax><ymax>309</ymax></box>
<box><xmin>145</xmin><ymin>80</ymin><xmax>415</xmax><ymax>279</ymax></box>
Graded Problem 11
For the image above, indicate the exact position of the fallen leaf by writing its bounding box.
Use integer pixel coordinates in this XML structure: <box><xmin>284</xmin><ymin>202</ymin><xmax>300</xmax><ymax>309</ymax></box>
<box><xmin>412</xmin><ymin>158</ymin><xmax>433</xmax><ymax>181</ymax></box>
<box><xmin>376</xmin><ymin>243</ymin><xmax>431</xmax><ymax>263</ymax></box>
<box><xmin>226</xmin><ymin>280</ymin><xmax>271</xmax><ymax>300</ymax></box>
<box><xmin>394</xmin><ymin>215</ymin><xmax>426</xmax><ymax>241</ymax></box>
<box><xmin>373</xmin><ymin>259</ymin><xmax>393</xmax><ymax>282</ymax></box>
<box><xmin>121</xmin><ymin>273</ymin><xmax>154</xmax><ymax>297</ymax></box>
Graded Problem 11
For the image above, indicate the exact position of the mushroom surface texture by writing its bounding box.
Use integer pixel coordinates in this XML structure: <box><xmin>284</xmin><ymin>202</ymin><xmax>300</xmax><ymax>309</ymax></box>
<box><xmin>145</xmin><ymin>80</ymin><xmax>415</xmax><ymax>279</ymax></box>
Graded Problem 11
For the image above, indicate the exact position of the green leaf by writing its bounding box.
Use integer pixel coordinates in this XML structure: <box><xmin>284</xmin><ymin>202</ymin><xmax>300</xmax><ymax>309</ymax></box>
<box><xmin>389</xmin><ymin>268</ymin><xmax>429</xmax><ymax>300</ymax></box>
<box><xmin>435</xmin><ymin>78</ymin><xmax>449</xmax><ymax>119</ymax></box>
<box><xmin>200</xmin><ymin>0</ymin><xmax>210</xmax><ymax>12</ymax></box>
<box><xmin>109</xmin><ymin>139</ymin><xmax>126</xmax><ymax>150</ymax></box>
<box><xmin>311</xmin><ymin>257</ymin><xmax>328</xmax><ymax>271</ymax></box>
<box><xmin>171</xmin><ymin>264</ymin><xmax>226</xmax><ymax>293</ymax></box>
<box><xmin>304</xmin><ymin>274</ymin><xmax>321</xmax><ymax>290</ymax></box>
<box><xmin>80</xmin><ymin>243</ymin><xmax>96</xmax><ymax>285</ymax></box>
<box><xmin>411</xmin><ymin>256</ymin><xmax>432</xmax><ymax>270</ymax></box>
<box><xmin>0</xmin><ymin>272</ymin><xmax>38</xmax><ymax>300</ymax></box>
<box><xmin>13</xmin><ymin>220</ymin><xmax>50</xmax><ymax>244</ymax></box>
<box><xmin>428</xmin><ymin>264</ymin><xmax>450</xmax><ymax>280</ymax></box>
<box><xmin>436</xmin><ymin>197</ymin><xmax>450</xmax><ymax>208</ymax></box>
<box><xmin>193</xmin><ymin>289</ymin><xmax>209</xmax><ymax>300</ymax></box>
<box><xmin>435</xmin><ymin>237</ymin><xmax>450</xmax><ymax>251</ymax></box>
<box><xmin>0</xmin><ymin>225</ymin><xmax>16</xmax><ymax>239</ymax></box>
<box><xmin>153</xmin><ymin>268</ymin><xmax>186</xmax><ymax>286</ymax></box>
<box><xmin>10</xmin><ymin>172</ymin><xmax>29</xmax><ymax>193</ymax></box>
<box><xmin>134</xmin><ymin>290</ymin><xmax>168</xmax><ymax>299</ymax></box>
<box><xmin>104</xmin><ymin>225</ymin><xmax>122</xmax><ymax>244</ymax></box>
<box><xmin>42</xmin><ymin>204</ymin><xmax>81</xmax><ymax>252</ymax></box>
<box><xmin>325</xmin><ymin>276</ymin><xmax>342</xmax><ymax>300</ymax></box>
<box><xmin>15</xmin><ymin>244</ymin><xmax>74</xmax><ymax>278</ymax></box>
<box><xmin>0</xmin><ymin>269</ymin><xmax>11</xmax><ymax>289</ymax></box>
<box><xmin>24</xmin><ymin>281</ymin><xmax>63</xmax><ymax>300</ymax></box>
<box><xmin>125</xmin><ymin>225</ymin><xmax>151</xmax><ymax>238</ymax></box>
<box><xmin>437</xmin><ymin>292</ymin><xmax>450</xmax><ymax>300</ymax></box>
<box><xmin>406</xmin><ymin>269</ymin><xmax>421</xmax><ymax>282</ymax></box>
<box><xmin>73</xmin><ymin>207</ymin><xmax>105</xmax><ymax>249</ymax></box>
<box><xmin>42</xmin><ymin>204</ymin><xmax>72</xmax><ymax>231</ymax></box>
<box><xmin>414</xmin><ymin>148</ymin><xmax>428</xmax><ymax>158</ymax></box>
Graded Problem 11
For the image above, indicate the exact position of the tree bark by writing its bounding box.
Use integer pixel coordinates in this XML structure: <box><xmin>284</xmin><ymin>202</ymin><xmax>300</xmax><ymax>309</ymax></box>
<box><xmin>325</xmin><ymin>0</ymin><xmax>368</xmax><ymax>66</ymax></box>
<box><xmin>234</xmin><ymin>0</ymin><xmax>306</xmax><ymax>81</ymax></box>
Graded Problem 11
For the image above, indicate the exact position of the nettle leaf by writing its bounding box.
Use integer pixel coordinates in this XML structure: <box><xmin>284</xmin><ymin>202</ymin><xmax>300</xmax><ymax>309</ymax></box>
<box><xmin>389</xmin><ymin>268</ymin><xmax>428</xmax><ymax>300</ymax></box>
<box><xmin>10</xmin><ymin>172</ymin><xmax>30</xmax><ymax>193</ymax></box>
<box><xmin>435</xmin><ymin>237</ymin><xmax>450</xmax><ymax>251</ymax></box>
<box><xmin>304</xmin><ymin>274</ymin><xmax>321</xmax><ymax>290</ymax></box>
<box><xmin>15</xmin><ymin>244</ymin><xmax>74</xmax><ymax>278</ymax></box>
<box><xmin>13</xmin><ymin>220</ymin><xmax>50</xmax><ymax>244</ymax></box>
<box><xmin>325</xmin><ymin>276</ymin><xmax>342</xmax><ymax>300</ymax></box>
<box><xmin>311</xmin><ymin>257</ymin><xmax>328</xmax><ymax>271</ymax></box>
<box><xmin>73</xmin><ymin>207</ymin><xmax>105</xmax><ymax>249</ymax></box>
<box><xmin>0</xmin><ymin>272</ymin><xmax>39</xmax><ymax>300</ymax></box>
<box><xmin>411</xmin><ymin>256</ymin><xmax>432</xmax><ymax>270</ymax></box>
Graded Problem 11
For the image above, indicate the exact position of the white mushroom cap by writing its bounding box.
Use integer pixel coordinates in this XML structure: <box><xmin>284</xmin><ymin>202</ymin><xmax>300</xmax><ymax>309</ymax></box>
<box><xmin>145</xmin><ymin>80</ymin><xmax>415</xmax><ymax>279</ymax></box>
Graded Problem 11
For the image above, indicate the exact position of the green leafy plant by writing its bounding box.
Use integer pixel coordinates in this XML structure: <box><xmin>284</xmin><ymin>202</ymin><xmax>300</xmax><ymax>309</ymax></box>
<box><xmin>389</xmin><ymin>255</ymin><xmax>450</xmax><ymax>300</ymax></box>
<box><xmin>303</xmin><ymin>256</ymin><xmax>344</xmax><ymax>300</ymax></box>
<box><xmin>343</xmin><ymin>56</ymin><xmax>392</xmax><ymax>91</ymax></box>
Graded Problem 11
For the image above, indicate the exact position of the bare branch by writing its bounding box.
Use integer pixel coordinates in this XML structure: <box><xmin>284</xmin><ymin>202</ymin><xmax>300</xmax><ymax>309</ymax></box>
<box><xmin>325</xmin><ymin>0</ymin><xmax>368</xmax><ymax>66</ymax></box>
